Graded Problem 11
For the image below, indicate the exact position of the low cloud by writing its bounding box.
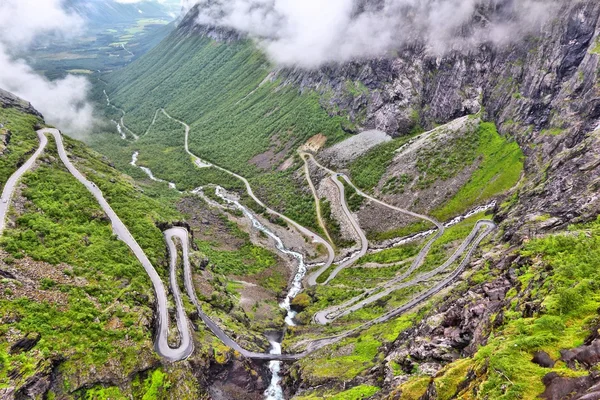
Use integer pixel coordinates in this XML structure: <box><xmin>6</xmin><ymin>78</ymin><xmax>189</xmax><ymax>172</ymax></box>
<box><xmin>191</xmin><ymin>0</ymin><xmax>562</xmax><ymax>68</ymax></box>
<box><xmin>0</xmin><ymin>0</ymin><xmax>94</xmax><ymax>132</ymax></box>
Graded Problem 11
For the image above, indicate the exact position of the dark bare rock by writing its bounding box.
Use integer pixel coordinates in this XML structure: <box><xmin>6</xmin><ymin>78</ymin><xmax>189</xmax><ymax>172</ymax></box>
<box><xmin>0</xmin><ymin>89</ymin><xmax>42</xmax><ymax>118</ymax></box>
<box><xmin>418</xmin><ymin>380</ymin><xmax>437</xmax><ymax>400</ymax></box>
<box><xmin>0</xmin><ymin>268</ymin><xmax>16</xmax><ymax>279</ymax></box>
<box><xmin>532</xmin><ymin>351</ymin><xmax>556</xmax><ymax>368</ymax></box>
<box><xmin>13</xmin><ymin>356</ymin><xmax>63</xmax><ymax>400</ymax></box>
<box><xmin>383</xmin><ymin>256</ymin><xmax>513</xmax><ymax>387</ymax></box>
<box><xmin>10</xmin><ymin>333</ymin><xmax>41</xmax><ymax>354</ymax></box>
<box><xmin>207</xmin><ymin>359</ymin><xmax>267</xmax><ymax>400</ymax></box>
<box><xmin>541</xmin><ymin>372</ymin><xmax>600</xmax><ymax>400</ymax></box>
<box><xmin>561</xmin><ymin>339</ymin><xmax>600</xmax><ymax>369</ymax></box>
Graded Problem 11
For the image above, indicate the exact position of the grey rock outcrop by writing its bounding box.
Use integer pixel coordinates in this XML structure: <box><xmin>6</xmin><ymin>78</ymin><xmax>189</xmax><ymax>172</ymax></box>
<box><xmin>0</xmin><ymin>89</ymin><xmax>42</xmax><ymax>118</ymax></box>
<box><xmin>181</xmin><ymin>0</ymin><xmax>600</xmax><ymax>236</ymax></box>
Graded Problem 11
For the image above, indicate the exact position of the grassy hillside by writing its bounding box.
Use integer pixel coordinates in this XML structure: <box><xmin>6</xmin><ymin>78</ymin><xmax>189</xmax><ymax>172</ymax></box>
<box><xmin>348</xmin><ymin>120</ymin><xmax>523</xmax><ymax>227</ymax></box>
<box><xmin>93</xmin><ymin>29</ymin><xmax>349</xmax><ymax>229</ymax></box>
<box><xmin>1</xmin><ymin>100</ymin><xmax>300</xmax><ymax>398</ymax></box>
<box><xmin>0</xmin><ymin>108</ymin><xmax>43</xmax><ymax>190</ymax></box>
<box><xmin>0</xmin><ymin>107</ymin><xmax>183</xmax><ymax>396</ymax></box>
<box><xmin>395</xmin><ymin>216</ymin><xmax>600</xmax><ymax>399</ymax></box>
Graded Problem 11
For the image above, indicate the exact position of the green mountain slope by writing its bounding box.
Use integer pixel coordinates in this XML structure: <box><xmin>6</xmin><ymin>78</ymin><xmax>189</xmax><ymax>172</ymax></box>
<box><xmin>94</xmin><ymin>23</ymin><xmax>349</xmax><ymax>230</ymax></box>
<box><xmin>0</xmin><ymin>96</ymin><xmax>187</xmax><ymax>397</ymax></box>
<box><xmin>0</xmin><ymin>93</ymin><xmax>298</xmax><ymax>399</ymax></box>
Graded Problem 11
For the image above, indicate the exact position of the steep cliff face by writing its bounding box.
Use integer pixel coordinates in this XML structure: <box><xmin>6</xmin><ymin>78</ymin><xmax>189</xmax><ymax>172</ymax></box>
<box><xmin>273</xmin><ymin>1</ymin><xmax>600</xmax><ymax>238</ymax></box>
<box><xmin>0</xmin><ymin>89</ymin><xmax>42</xmax><ymax>118</ymax></box>
<box><xmin>178</xmin><ymin>1</ymin><xmax>600</xmax><ymax>237</ymax></box>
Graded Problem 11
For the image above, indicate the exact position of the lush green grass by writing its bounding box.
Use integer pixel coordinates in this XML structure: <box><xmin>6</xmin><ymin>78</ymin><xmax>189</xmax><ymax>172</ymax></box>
<box><xmin>81</xmin><ymin>368</ymin><xmax>172</xmax><ymax>399</ymax></box>
<box><xmin>250</xmin><ymin>168</ymin><xmax>320</xmax><ymax>230</ymax></box>
<box><xmin>295</xmin><ymin>310</ymin><xmax>426</xmax><ymax>385</ymax></box>
<box><xmin>88</xmin><ymin>113</ymin><xmax>244</xmax><ymax>193</ymax></box>
<box><xmin>66</xmin><ymin>135</ymin><xmax>181</xmax><ymax>267</ymax></box>
<box><xmin>400</xmin><ymin>216</ymin><xmax>600</xmax><ymax>399</ymax></box>
<box><xmin>106</xmin><ymin>35</ymin><xmax>348</xmax><ymax>169</ymax></box>
<box><xmin>334</xmin><ymin>263</ymin><xmax>412</xmax><ymax>290</ymax></box>
<box><xmin>412</xmin><ymin>213</ymin><xmax>487</xmax><ymax>280</ymax></box>
<box><xmin>295</xmin><ymin>384</ymin><xmax>380</xmax><ymax>399</ymax></box>
<box><xmin>432</xmin><ymin>122</ymin><xmax>523</xmax><ymax>221</ymax></box>
<box><xmin>414</xmin><ymin>124</ymin><xmax>479</xmax><ymax>189</ymax></box>
<box><xmin>0</xmin><ymin>107</ymin><xmax>42</xmax><ymax>191</ymax></box>
<box><xmin>0</xmin><ymin>136</ymin><xmax>170</xmax><ymax>391</ymax></box>
<box><xmin>338</xmin><ymin>283</ymin><xmax>429</xmax><ymax>324</ymax></box>
<box><xmin>298</xmin><ymin>333</ymin><xmax>383</xmax><ymax>381</ymax></box>
<box><xmin>0</xmin><ymin>106</ymin><xmax>202</xmax><ymax>394</ymax></box>
<box><xmin>367</xmin><ymin>220</ymin><xmax>435</xmax><ymax>243</ymax></box>
<box><xmin>3</xmin><ymin>164</ymin><xmax>147</xmax><ymax>280</ymax></box>
<box><xmin>347</xmin><ymin>120</ymin><xmax>522</xmax><ymax>225</ymax></box>
<box><xmin>83</xmin><ymin>386</ymin><xmax>127</xmax><ymax>400</ymax></box>
<box><xmin>93</xmin><ymin>32</ymin><xmax>351</xmax><ymax>230</ymax></box>
<box><xmin>348</xmin><ymin>135</ymin><xmax>415</xmax><ymax>191</ymax></box>
<box><xmin>357</xmin><ymin>243</ymin><xmax>420</xmax><ymax>265</ymax></box>
<box><xmin>339</xmin><ymin>177</ymin><xmax>365</xmax><ymax>212</ymax></box>
<box><xmin>396</xmin><ymin>377</ymin><xmax>430</xmax><ymax>399</ymax></box>
<box><xmin>301</xmin><ymin>285</ymin><xmax>365</xmax><ymax>318</ymax></box>
<box><xmin>320</xmin><ymin>198</ymin><xmax>354</xmax><ymax>249</ymax></box>
<box><xmin>195</xmin><ymin>238</ymin><xmax>276</xmax><ymax>277</ymax></box>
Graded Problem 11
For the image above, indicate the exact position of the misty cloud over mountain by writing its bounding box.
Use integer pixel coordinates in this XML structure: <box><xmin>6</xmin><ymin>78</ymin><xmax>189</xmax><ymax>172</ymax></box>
<box><xmin>190</xmin><ymin>0</ymin><xmax>563</xmax><ymax>68</ymax></box>
<box><xmin>0</xmin><ymin>0</ymin><xmax>94</xmax><ymax>132</ymax></box>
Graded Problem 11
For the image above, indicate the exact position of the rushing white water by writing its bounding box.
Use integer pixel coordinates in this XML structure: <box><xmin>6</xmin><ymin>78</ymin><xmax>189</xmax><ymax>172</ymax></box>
<box><xmin>130</xmin><ymin>152</ymin><xmax>177</xmax><ymax>189</ymax></box>
<box><xmin>264</xmin><ymin>341</ymin><xmax>284</xmax><ymax>400</ymax></box>
<box><xmin>214</xmin><ymin>186</ymin><xmax>306</xmax><ymax>400</ymax></box>
<box><xmin>371</xmin><ymin>201</ymin><xmax>497</xmax><ymax>254</ymax></box>
<box><xmin>444</xmin><ymin>201</ymin><xmax>496</xmax><ymax>228</ymax></box>
<box><xmin>112</xmin><ymin>120</ymin><xmax>126</xmax><ymax>140</ymax></box>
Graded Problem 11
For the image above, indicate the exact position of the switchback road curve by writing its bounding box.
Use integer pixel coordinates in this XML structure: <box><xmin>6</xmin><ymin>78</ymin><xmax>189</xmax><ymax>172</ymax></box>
<box><xmin>85</xmin><ymin>101</ymin><xmax>496</xmax><ymax>360</ymax></box>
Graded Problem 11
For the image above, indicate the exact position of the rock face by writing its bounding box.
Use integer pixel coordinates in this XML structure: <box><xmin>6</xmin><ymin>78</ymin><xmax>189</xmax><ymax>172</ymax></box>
<box><xmin>561</xmin><ymin>340</ymin><xmax>600</xmax><ymax>369</ymax></box>
<box><xmin>276</xmin><ymin>0</ymin><xmax>600</xmax><ymax>236</ymax></box>
<box><xmin>532</xmin><ymin>351</ymin><xmax>556</xmax><ymax>369</ymax></box>
<box><xmin>0</xmin><ymin>89</ymin><xmax>42</xmax><ymax>118</ymax></box>
<box><xmin>182</xmin><ymin>0</ymin><xmax>600</xmax><ymax>238</ymax></box>
<box><xmin>541</xmin><ymin>372</ymin><xmax>600</xmax><ymax>400</ymax></box>
<box><xmin>384</xmin><ymin>255</ymin><xmax>513</xmax><ymax>380</ymax></box>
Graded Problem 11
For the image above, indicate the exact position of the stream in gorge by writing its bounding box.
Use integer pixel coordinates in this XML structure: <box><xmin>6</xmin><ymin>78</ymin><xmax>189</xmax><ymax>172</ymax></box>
<box><xmin>214</xmin><ymin>187</ymin><xmax>306</xmax><ymax>400</ymax></box>
<box><xmin>127</xmin><ymin>155</ymin><xmax>497</xmax><ymax>399</ymax></box>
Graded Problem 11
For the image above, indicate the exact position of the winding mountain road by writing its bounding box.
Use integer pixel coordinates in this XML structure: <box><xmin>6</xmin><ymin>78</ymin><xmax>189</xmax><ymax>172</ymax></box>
<box><xmin>301</xmin><ymin>154</ymin><xmax>334</xmax><ymax>246</ymax></box>
<box><xmin>159</xmin><ymin>109</ymin><xmax>336</xmax><ymax>270</ymax></box>
<box><xmin>314</xmin><ymin>220</ymin><xmax>495</xmax><ymax>324</ymax></box>
<box><xmin>303</xmin><ymin>152</ymin><xmax>445</xmax><ymax>287</ymax></box>
<box><xmin>0</xmin><ymin>131</ymin><xmax>48</xmax><ymax>234</ymax></box>
<box><xmin>165</xmin><ymin>227</ymin><xmax>302</xmax><ymax>361</ymax></box>
<box><xmin>83</xmin><ymin>100</ymin><xmax>496</xmax><ymax>361</ymax></box>
<box><xmin>2</xmin><ymin>128</ymin><xmax>194</xmax><ymax>362</ymax></box>
<box><xmin>318</xmin><ymin>175</ymin><xmax>369</xmax><ymax>285</ymax></box>
<box><xmin>299</xmin><ymin>153</ymin><xmax>498</xmax><ymax>325</ymax></box>
<box><xmin>47</xmin><ymin>128</ymin><xmax>192</xmax><ymax>361</ymax></box>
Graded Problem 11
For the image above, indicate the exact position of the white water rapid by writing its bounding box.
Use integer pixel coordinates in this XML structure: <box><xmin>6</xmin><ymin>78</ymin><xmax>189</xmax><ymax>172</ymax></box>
<box><xmin>214</xmin><ymin>186</ymin><xmax>306</xmax><ymax>400</ymax></box>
